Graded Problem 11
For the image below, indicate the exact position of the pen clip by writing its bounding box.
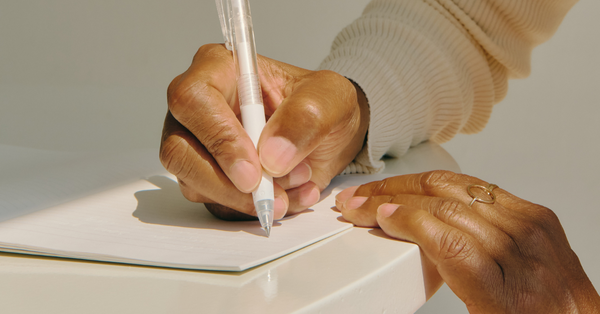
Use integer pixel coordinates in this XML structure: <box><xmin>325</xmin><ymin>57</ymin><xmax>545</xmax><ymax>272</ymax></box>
<box><xmin>215</xmin><ymin>0</ymin><xmax>233</xmax><ymax>50</ymax></box>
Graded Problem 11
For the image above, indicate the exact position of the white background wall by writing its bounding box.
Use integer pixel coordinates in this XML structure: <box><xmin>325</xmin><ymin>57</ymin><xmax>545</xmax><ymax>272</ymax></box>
<box><xmin>1</xmin><ymin>0</ymin><xmax>598</xmax><ymax>313</ymax></box>
<box><xmin>0</xmin><ymin>0</ymin><xmax>368</xmax><ymax>151</ymax></box>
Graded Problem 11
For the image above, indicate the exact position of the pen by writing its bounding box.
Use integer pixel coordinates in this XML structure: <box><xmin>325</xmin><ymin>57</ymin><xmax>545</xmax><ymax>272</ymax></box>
<box><xmin>216</xmin><ymin>0</ymin><xmax>274</xmax><ymax>237</ymax></box>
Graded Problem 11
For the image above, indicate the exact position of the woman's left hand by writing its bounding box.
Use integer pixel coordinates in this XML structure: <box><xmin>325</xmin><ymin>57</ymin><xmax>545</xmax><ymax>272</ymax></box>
<box><xmin>335</xmin><ymin>170</ymin><xmax>600</xmax><ymax>314</ymax></box>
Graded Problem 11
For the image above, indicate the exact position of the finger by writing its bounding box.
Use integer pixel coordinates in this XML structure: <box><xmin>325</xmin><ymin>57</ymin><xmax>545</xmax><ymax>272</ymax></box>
<box><xmin>160</xmin><ymin>111</ymin><xmax>255</xmax><ymax>213</ymax></box>
<box><xmin>177</xmin><ymin>178</ymin><xmax>214</xmax><ymax>204</ymax></box>
<box><xmin>258</xmin><ymin>70</ymin><xmax>360</xmax><ymax>178</ymax></box>
<box><xmin>336</xmin><ymin>193</ymin><xmax>379</xmax><ymax>227</ymax></box>
<box><xmin>203</xmin><ymin>183</ymin><xmax>289</xmax><ymax>221</ymax></box>
<box><xmin>167</xmin><ymin>44</ymin><xmax>262</xmax><ymax>194</ymax></box>
<box><xmin>272</xmin><ymin>182</ymin><xmax>289</xmax><ymax>220</ymax></box>
<box><xmin>284</xmin><ymin>181</ymin><xmax>321</xmax><ymax>215</ymax></box>
<box><xmin>352</xmin><ymin>171</ymin><xmax>486</xmax><ymax>200</ymax></box>
<box><xmin>273</xmin><ymin>161</ymin><xmax>312</xmax><ymax>190</ymax></box>
<box><xmin>340</xmin><ymin>193</ymin><xmax>515</xmax><ymax>260</ymax></box>
<box><xmin>343</xmin><ymin>171</ymin><xmax>515</xmax><ymax>227</ymax></box>
<box><xmin>376</xmin><ymin>203</ymin><xmax>502</xmax><ymax>307</ymax></box>
<box><xmin>161</xmin><ymin>112</ymin><xmax>288</xmax><ymax>219</ymax></box>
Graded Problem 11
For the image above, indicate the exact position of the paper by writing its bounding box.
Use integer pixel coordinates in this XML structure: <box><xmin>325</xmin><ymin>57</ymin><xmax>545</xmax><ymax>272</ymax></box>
<box><xmin>0</xmin><ymin>145</ymin><xmax>165</xmax><ymax>222</ymax></box>
<box><xmin>0</xmin><ymin>145</ymin><xmax>387</xmax><ymax>271</ymax></box>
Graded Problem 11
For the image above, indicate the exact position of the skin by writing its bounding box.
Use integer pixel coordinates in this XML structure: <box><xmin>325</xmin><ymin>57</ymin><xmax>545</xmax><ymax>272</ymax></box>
<box><xmin>335</xmin><ymin>170</ymin><xmax>600</xmax><ymax>314</ymax></box>
<box><xmin>160</xmin><ymin>44</ymin><xmax>369</xmax><ymax>220</ymax></box>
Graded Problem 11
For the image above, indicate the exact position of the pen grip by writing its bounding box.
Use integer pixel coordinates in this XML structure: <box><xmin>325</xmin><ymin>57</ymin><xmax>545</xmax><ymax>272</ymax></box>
<box><xmin>238</xmin><ymin>72</ymin><xmax>264</xmax><ymax>147</ymax></box>
<box><xmin>237</xmin><ymin>73</ymin><xmax>263</xmax><ymax>110</ymax></box>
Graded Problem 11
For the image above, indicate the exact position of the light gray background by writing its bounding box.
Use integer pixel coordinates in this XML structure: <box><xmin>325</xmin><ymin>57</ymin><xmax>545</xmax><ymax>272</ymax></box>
<box><xmin>1</xmin><ymin>0</ymin><xmax>598</xmax><ymax>313</ymax></box>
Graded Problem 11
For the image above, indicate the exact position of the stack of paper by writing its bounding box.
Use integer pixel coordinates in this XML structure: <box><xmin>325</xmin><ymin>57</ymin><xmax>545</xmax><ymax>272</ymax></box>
<box><xmin>0</xmin><ymin>145</ymin><xmax>381</xmax><ymax>271</ymax></box>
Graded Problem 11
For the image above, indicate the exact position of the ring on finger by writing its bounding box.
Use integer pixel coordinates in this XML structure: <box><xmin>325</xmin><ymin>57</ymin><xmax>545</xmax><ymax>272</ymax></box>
<box><xmin>467</xmin><ymin>184</ymin><xmax>498</xmax><ymax>206</ymax></box>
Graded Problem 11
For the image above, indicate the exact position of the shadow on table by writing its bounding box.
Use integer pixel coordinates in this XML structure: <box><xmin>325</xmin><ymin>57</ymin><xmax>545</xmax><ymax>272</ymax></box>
<box><xmin>131</xmin><ymin>175</ymin><xmax>295</xmax><ymax>236</ymax></box>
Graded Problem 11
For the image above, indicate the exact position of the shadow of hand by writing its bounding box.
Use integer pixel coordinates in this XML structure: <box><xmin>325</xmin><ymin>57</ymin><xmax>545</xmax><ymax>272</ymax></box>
<box><xmin>132</xmin><ymin>176</ymin><xmax>272</xmax><ymax>235</ymax></box>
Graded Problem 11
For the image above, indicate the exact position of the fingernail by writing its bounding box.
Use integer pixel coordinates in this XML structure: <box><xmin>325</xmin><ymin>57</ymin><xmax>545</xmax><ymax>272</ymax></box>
<box><xmin>345</xmin><ymin>196</ymin><xmax>368</xmax><ymax>210</ymax></box>
<box><xmin>378</xmin><ymin>203</ymin><xmax>400</xmax><ymax>218</ymax></box>
<box><xmin>300</xmin><ymin>187</ymin><xmax>320</xmax><ymax>207</ymax></box>
<box><xmin>260</xmin><ymin>136</ymin><xmax>297</xmax><ymax>176</ymax></box>
<box><xmin>287</xmin><ymin>162</ymin><xmax>312</xmax><ymax>188</ymax></box>
<box><xmin>335</xmin><ymin>186</ymin><xmax>359</xmax><ymax>205</ymax></box>
<box><xmin>229</xmin><ymin>160</ymin><xmax>260</xmax><ymax>193</ymax></box>
<box><xmin>274</xmin><ymin>195</ymin><xmax>287</xmax><ymax>220</ymax></box>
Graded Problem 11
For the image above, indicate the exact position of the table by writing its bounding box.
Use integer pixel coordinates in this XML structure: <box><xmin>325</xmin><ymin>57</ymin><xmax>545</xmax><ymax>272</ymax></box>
<box><xmin>0</xmin><ymin>141</ymin><xmax>459</xmax><ymax>314</ymax></box>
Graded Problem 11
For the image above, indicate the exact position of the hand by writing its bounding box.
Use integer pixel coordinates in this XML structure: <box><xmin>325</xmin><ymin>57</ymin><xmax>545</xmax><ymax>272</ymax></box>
<box><xmin>335</xmin><ymin>170</ymin><xmax>600</xmax><ymax>313</ymax></box>
<box><xmin>160</xmin><ymin>44</ymin><xmax>369</xmax><ymax>220</ymax></box>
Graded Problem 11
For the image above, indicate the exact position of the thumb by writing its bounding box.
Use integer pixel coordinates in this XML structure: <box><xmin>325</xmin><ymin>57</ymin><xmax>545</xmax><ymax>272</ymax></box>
<box><xmin>258</xmin><ymin>70</ymin><xmax>358</xmax><ymax>178</ymax></box>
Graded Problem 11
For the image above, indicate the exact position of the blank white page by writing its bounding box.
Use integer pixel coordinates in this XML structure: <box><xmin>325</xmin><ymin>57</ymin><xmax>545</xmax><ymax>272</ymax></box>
<box><xmin>0</xmin><ymin>172</ymin><xmax>386</xmax><ymax>271</ymax></box>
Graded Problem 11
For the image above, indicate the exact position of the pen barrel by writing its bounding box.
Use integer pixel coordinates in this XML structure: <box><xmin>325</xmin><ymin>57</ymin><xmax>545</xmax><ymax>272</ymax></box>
<box><xmin>225</xmin><ymin>0</ymin><xmax>274</xmax><ymax>232</ymax></box>
<box><xmin>240</xmin><ymin>102</ymin><xmax>273</xmax><ymax>205</ymax></box>
<box><xmin>230</xmin><ymin>0</ymin><xmax>265</xmax><ymax>141</ymax></box>
<box><xmin>240</xmin><ymin>100</ymin><xmax>265</xmax><ymax>147</ymax></box>
<box><xmin>230</xmin><ymin>0</ymin><xmax>261</xmax><ymax>84</ymax></box>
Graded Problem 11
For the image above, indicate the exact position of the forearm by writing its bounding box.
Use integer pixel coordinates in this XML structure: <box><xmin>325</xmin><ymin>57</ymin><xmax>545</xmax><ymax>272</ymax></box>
<box><xmin>319</xmin><ymin>0</ymin><xmax>578</xmax><ymax>174</ymax></box>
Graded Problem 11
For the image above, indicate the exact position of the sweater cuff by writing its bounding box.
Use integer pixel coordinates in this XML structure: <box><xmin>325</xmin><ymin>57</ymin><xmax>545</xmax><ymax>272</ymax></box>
<box><xmin>319</xmin><ymin>50</ymin><xmax>407</xmax><ymax>174</ymax></box>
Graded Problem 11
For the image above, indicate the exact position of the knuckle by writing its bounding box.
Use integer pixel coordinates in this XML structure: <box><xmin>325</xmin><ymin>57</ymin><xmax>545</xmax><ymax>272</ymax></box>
<box><xmin>522</xmin><ymin>205</ymin><xmax>561</xmax><ymax>238</ymax></box>
<box><xmin>313</xmin><ymin>70</ymin><xmax>345</xmax><ymax>88</ymax></box>
<box><xmin>316</xmin><ymin>69</ymin><xmax>357</xmax><ymax>111</ymax></box>
<box><xmin>420</xmin><ymin>170</ymin><xmax>460</xmax><ymax>194</ymax></box>
<box><xmin>180</xmin><ymin>186</ymin><xmax>203</xmax><ymax>203</ymax></box>
<box><xmin>433</xmin><ymin>198</ymin><xmax>465</xmax><ymax>222</ymax></box>
<box><xmin>373</xmin><ymin>178</ymin><xmax>391</xmax><ymax>195</ymax></box>
<box><xmin>159</xmin><ymin>135</ymin><xmax>196</xmax><ymax>180</ymax></box>
<box><xmin>167</xmin><ymin>79</ymin><xmax>208</xmax><ymax>117</ymax></box>
<box><xmin>201</xmin><ymin>123</ymin><xmax>241</xmax><ymax>158</ymax></box>
<box><xmin>531</xmin><ymin>205</ymin><xmax>561</xmax><ymax>228</ymax></box>
<box><xmin>195</xmin><ymin>43</ymin><xmax>225</xmax><ymax>60</ymax></box>
<box><xmin>159</xmin><ymin>135</ymin><xmax>183</xmax><ymax>174</ymax></box>
<box><xmin>168</xmin><ymin>44</ymin><xmax>230</xmax><ymax>117</ymax></box>
<box><xmin>177</xmin><ymin>179</ymin><xmax>204</xmax><ymax>203</ymax></box>
<box><xmin>438</xmin><ymin>229</ymin><xmax>474</xmax><ymax>262</ymax></box>
<box><xmin>167</xmin><ymin>85</ymin><xmax>187</xmax><ymax>114</ymax></box>
<box><xmin>317</xmin><ymin>70</ymin><xmax>353</xmax><ymax>94</ymax></box>
<box><xmin>196</xmin><ymin>43</ymin><xmax>216</xmax><ymax>55</ymax></box>
<box><xmin>316</xmin><ymin>69</ymin><xmax>342</xmax><ymax>80</ymax></box>
<box><xmin>166</xmin><ymin>74</ymin><xmax>182</xmax><ymax>105</ymax></box>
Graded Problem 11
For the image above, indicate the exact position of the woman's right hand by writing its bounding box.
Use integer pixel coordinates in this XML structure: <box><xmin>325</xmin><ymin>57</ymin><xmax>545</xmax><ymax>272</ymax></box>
<box><xmin>160</xmin><ymin>44</ymin><xmax>369</xmax><ymax>220</ymax></box>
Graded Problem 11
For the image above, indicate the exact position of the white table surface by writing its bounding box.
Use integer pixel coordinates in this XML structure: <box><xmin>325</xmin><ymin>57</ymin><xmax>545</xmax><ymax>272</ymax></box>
<box><xmin>0</xmin><ymin>141</ymin><xmax>459</xmax><ymax>314</ymax></box>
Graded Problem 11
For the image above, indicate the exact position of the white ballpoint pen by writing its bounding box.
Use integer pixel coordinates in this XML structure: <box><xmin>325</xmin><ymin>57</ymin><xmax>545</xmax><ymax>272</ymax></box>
<box><xmin>216</xmin><ymin>0</ymin><xmax>274</xmax><ymax>237</ymax></box>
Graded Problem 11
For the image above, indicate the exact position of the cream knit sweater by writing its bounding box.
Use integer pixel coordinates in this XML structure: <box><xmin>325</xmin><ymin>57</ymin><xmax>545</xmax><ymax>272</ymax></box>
<box><xmin>318</xmin><ymin>0</ymin><xmax>578</xmax><ymax>174</ymax></box>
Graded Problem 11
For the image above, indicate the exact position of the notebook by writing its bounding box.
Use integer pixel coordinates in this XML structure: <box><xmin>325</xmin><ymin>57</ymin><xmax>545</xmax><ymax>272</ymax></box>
<box><xmin>0</xmin><ymin>144</ymin><xmax>386</xmax><ymax>271</ymax></box>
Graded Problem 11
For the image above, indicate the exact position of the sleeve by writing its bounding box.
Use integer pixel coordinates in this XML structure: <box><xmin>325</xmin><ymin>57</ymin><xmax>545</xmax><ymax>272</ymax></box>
<box><xmin>318</xmin><ymin>0</ymin><xmax>578</xmax><ymax>174</ymax></box>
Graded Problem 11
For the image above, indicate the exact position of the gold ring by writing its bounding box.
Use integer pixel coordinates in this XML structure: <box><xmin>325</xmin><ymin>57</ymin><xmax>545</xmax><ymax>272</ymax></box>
<box><xmin>467</xmin><ymin>184</ymin><xmax>498</xmax><ymax>206</ymax></box>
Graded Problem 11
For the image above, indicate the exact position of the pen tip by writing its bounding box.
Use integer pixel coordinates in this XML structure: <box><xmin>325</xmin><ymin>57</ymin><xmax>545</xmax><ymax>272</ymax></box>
<box><xmin>265</xmin><ymin>226</ymin><xmax>271</xmax><ymax>238</ymax></box>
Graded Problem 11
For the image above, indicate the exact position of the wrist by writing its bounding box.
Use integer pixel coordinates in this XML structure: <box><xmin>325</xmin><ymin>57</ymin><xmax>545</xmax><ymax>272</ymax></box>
<box><xmin>346</xmin><ymin>77</ymin><xmax>370</xmax><ymax>158</ymax></box>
